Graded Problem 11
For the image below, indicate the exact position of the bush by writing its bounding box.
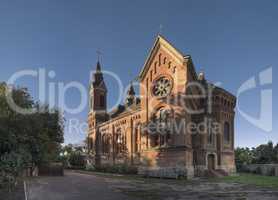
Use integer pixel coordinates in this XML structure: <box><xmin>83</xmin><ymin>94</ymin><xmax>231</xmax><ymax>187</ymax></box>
<box><xmin>94</xmin><ymin>164</ymin><xmax>138</xmax><ymax>174</ymax></box>
<box><xmin>85</xmin><ymin>164</ymin><xmax>95</xmax><ymax>171</ymax></box>
<box><xmin>0</xmin><ymin>149</ymin><xmax>31</xmax><ymax>191</ymax></box>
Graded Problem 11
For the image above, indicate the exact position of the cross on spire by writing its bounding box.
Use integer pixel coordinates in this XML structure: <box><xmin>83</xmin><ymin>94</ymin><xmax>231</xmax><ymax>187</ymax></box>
<box><xmin>96</xmin><ymin>48</ymin><xmax>102</xmax><ymax>62</ymax></box>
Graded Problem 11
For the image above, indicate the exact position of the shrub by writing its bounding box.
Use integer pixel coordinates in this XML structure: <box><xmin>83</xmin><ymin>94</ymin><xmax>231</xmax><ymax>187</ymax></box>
<box><xmin>94</xmin><ymin>164</ymin><xmax>137</xmax><ymax>174</ymax></box>
<box><xmin>85</xmin><ymin>164</ymin><xmax>95</xmax><ymax>171</ymax></box>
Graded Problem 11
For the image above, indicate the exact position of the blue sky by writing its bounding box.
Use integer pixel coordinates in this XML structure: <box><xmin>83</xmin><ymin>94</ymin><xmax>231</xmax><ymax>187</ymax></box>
<box><xmin>0</xmin><ymin>0</ymin><xmax>277</xmax><ymax>147</ymax></box>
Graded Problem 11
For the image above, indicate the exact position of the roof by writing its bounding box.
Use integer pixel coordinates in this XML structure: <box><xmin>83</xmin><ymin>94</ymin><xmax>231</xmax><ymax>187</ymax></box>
<box><xmin>108</xmin><ymin>99</ymin><xmax>141</xmax><ymax>119</ymax></box>
<box><xmin>138</xmin><ymin>34</ymin><xmax>186</xmax><ymax>80</ymax></box>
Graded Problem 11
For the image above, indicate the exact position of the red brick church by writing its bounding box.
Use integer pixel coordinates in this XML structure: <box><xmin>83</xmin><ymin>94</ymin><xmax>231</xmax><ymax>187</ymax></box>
<box><xmin>88</xmin><ymin>35</ymin><xmax>236</xmax><ymax>178</ymax></box>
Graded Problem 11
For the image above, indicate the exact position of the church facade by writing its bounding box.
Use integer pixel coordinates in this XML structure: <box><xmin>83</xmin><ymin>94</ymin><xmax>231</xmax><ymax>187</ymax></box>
<box><xmin>87</xmin><ymin>35</ymin><xmax>236</xmax><ymax>178</ymax></box>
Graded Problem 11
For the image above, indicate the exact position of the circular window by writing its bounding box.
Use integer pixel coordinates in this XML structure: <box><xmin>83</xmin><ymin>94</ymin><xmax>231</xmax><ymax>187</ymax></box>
<box><xmin>152</xmin><ymin>76</ymin><xmax>173</xmax><ymax>98</ymax></box>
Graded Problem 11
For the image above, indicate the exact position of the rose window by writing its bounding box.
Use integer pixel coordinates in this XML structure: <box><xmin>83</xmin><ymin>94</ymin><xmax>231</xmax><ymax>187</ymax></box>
<box><xmin>152</xmin><ymin>76</ymin><xmax>173</xmax><ymax>98</ymax></box>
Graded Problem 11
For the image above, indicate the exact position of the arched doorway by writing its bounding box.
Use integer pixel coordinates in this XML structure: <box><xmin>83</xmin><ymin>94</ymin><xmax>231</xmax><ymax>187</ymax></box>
<box><xmin>207</xmin><ymin>154</ymin><xmax>215</xmax><ymax>170</ymax></box>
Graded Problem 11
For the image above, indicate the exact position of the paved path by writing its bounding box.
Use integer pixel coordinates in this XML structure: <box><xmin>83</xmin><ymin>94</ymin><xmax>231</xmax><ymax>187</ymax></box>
<box><xmin>26</xmin><ymin>171</ymin><xmax>135</xmax><ymax>200</ymax></box>
<box><xmin>26</xmin><ymin>171</ymin><xmax>278</xmax><ymax>200</ymax></box>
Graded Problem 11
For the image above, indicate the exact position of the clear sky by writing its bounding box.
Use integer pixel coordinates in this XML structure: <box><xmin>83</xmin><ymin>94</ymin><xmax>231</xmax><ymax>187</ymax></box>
<box><xmin>0</xmin><ymin>0</ymin><xmax>277</xmax><ymax>147</ymax></box>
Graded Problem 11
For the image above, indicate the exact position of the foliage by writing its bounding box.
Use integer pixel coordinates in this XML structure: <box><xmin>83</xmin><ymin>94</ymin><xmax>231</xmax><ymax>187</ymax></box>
<box><xmin>252</xmin><ymin>141</ymin><xmax>278</xmax><ymax>164</ymax></box>
<box><xmin>0</xmin><ymin>148</ymin><xmax>31</xmax><ymax>190</ymax></box>
<box><xmin>0</xmin><ymin>82</ymin><xmax>64</xmax><ymax>190</ymax></box>
<box><xmin>235</xmin><ymin>147</ymin><xmax>254</xmax><ymax>170</ymax></box>
<box><xmin>94</xmin><ymin>164</ymin><xmax>138</xmax><ymax>175</ymax></box>
<box><xmin>235</xmin><ymin>141</ymin><xmax>278</xmax><ymax>171</ymax></box>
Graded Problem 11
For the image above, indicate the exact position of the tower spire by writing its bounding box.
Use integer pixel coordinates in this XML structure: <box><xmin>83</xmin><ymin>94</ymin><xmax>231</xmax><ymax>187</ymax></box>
<box><xmin>126</xmin><ymin>81</ymin><xmax>136</xmax><ymax>106</ymax></box>
<box><xmin>92</xmin><ymin>60</ymin><xmax>106</xmax><ymax>91</ymax></box>
<box><xmin>96</xmin><ymin>60</ymin><xmax>101</xmax><ymax>72</ymax></box>
<box><xmin>96</xmin><ymin>49</ymin><xmax>102</xmax><ymax>72</ymax></box>
<box><xmin>127</xmin><ymin>81</ymin><xmax>135</xmax><ymax>96</ymax></box>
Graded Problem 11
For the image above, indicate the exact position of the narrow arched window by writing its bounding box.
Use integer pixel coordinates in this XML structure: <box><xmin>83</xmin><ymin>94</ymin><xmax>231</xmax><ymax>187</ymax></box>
<box><xmin>100</xmin><ymin>95</ymin><xmax>105</xmax><ymax>107</ymax></box>
<box><xmin>224</xmin><ymin>122</ymin><xmax>230</xmax><ymax>143</ymax></box>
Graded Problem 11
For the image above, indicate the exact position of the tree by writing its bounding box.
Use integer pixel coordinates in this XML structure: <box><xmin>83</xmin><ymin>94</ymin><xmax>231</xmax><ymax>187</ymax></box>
<box><xmin>252</xmin><ymin>141</ymin><xmax>276</xmax><ymax>164</ymax></box>
<box><xmin>235</xmin><ymin>141</ymin><xmax>278</xmax><ymax>170</ymax></box>
<box><xmin>0</xmin><ymin>82</ymin><xmax>64</xmax><ymax>190</ymax></box>
<box><xmin>235</xmin><ymin>147</ymin><xmax>253</xmax><ymax>170</ymax></box>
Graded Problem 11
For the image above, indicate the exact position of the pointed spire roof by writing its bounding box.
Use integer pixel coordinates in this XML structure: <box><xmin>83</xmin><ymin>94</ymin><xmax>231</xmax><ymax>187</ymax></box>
<box><xmin>127</xmin><ymin>82</ymin><xmax>135</xmax><ymax>96</ymax></box>
<box><xmin>96</xmin><ymin>61</ymin><xmax>101</xmax><ymax>72</ymax></box>
<box><xmin>92</xmin><ymin>61</ymin><xmax>107</xmax><ymax>91</ymax></box>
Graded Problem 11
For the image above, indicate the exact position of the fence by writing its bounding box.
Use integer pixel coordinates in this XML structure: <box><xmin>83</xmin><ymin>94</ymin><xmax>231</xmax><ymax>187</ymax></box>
<box><xmin>241</xmin><ymin>164</ymin><xmax>278</xmax><ymax>176</ymax></box>
<box><xmin>38</xmin><ymin>162</ymin><xmax>64</xmax><ymax>176</ymax></box>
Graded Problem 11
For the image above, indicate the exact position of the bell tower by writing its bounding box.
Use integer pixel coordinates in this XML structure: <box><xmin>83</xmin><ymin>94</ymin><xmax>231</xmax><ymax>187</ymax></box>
<box><xmin>89</xmin><ymin>61</ymin><xmax>107</xmax><ymax>114</ymax></box>
<box><xmin>88</xmin><ymin>61</ymin><xmax>108</xmax><ymax>167</ymax></box>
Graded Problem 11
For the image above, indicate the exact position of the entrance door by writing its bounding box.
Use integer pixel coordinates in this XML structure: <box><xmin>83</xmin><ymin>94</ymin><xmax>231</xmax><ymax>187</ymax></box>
<box><xmin>208</xmin><ymin>154</ymin><xmax>215</xmax><ymax>170</ymax></box>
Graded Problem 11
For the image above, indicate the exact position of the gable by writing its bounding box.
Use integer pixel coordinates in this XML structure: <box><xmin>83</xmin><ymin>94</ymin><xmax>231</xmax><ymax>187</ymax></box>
<box><xmin>138</xmin><ymin>35</ymin><xmax>186</xmax><ymax>81</ymax></box>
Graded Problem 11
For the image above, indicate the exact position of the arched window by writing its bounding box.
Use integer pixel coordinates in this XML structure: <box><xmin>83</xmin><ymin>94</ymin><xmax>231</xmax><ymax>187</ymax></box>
<box><xmin>102</xmin><ymin>134</ymin><xmax>110</xmax><ymax>154</ymax></box>
<box><xmin>115</xmin><ymin>128</ymin><xmax>125</xmax><ymax>154</ymax></box>
<box><xmin>100</xmin><ymin>95</ymin><xmax>105</xmax><ymax>107</ymax></box>
<box><xmin>208</xmin><ymin>125</ymin><xmax>213</xmax><ymax>144</ymax></box>
<box><xmin>163</xmin><ymin>57</ymin><xmax>167</xmax><ymax>64</ymax></box>
<box><xmin>134</xmin><ymin>125</ymin><xmax>141</xmax><ymax>153</ymax></box>
<box><xmin>158</xmin><ymin>53</ymin><xmax>162</xmax><ymax>66</ymax></box>
<box><xmin>224</xmin><ymin>122</ymin><xmax>230</xmax><ymax>143</ymax></box>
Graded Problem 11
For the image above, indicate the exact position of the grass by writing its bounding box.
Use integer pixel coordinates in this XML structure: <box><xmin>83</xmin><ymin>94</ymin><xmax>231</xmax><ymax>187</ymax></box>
<box><xmin>218</xmin><ymin>173</ymin><xmax>278</xmax><ymax>188</ymax></box>
<box><xmin>75</xmin><ymin>170</ymin><xmax>278</xmax><ymax>189</ymax></box>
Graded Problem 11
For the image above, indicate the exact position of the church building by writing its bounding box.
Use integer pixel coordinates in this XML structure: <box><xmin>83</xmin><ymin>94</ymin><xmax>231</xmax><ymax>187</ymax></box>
<box><xmin>87</xmin><ymin>35</ymin><xmax>236</xmax><ymax>178</ymax></box>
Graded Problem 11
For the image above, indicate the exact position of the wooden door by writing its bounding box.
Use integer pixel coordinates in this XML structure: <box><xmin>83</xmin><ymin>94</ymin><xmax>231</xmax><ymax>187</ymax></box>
<box><xmin>208</xmin><ymin>154</ymin><xmax>215</xmax><ymax>170</ymax></box>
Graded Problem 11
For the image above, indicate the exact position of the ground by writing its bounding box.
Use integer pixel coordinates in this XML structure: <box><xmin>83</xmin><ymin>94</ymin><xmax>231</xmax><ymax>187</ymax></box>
<box><xmin>0</xmin><ymin>180</ymin><xmax>25</xmax><ymax>200</ymax></box>
<box><xmin>25</xmin><ymin>170</ymin><xmax>278</xmax><ymax>200</ymax></box>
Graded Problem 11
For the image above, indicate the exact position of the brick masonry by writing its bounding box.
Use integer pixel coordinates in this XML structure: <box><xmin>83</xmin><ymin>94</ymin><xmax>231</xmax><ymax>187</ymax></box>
<box><xmin>88</xmin><ymin>35</ymin><xmax>236</xmax><ymax>178</ymax></box>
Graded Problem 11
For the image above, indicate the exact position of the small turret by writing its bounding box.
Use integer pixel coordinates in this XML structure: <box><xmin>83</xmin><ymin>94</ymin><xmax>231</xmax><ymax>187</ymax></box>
<box><xmin>126</xmin><ymin>83</ymin><xmax>136</xmax><ymax>106</ymax></box>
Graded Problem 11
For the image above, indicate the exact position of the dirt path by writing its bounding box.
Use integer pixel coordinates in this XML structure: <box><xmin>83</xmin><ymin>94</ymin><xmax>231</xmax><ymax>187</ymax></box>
<box><xmin>26</xmin><ymin>171</ymin><xmax>137</xmax><ymax>200</ymax></box>
<box><xmin>26</xmin><ymin>171</ymin><xmax>278</xmax><ymax>200</ymax></box>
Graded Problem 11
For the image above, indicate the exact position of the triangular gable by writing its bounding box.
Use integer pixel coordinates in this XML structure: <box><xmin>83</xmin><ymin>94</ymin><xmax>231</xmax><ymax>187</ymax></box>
<box><xmin>138</xmin><ymin>35</ymin><xmax>186</xmax><ymax>80</ymax></box>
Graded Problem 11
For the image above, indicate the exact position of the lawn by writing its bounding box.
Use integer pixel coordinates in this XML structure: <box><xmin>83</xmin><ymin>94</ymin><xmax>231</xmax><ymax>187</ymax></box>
<box><xmin>219</xmin><ymin>173</ymin><xmax>278</xmax><ymax>188</ymax></box>
<box><xmin>70</xmin><ymin>170</ymin><xmax>278</xmax><ymax>199</ymax></box>
<box><xmin>76</xmin><ymin>170</ymin><xmax>278</xmax><ymax>189</ymax></box>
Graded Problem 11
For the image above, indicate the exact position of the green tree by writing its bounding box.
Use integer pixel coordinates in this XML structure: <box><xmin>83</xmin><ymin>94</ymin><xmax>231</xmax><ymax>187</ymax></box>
<box><xmin>252</xmin><ymin>141</ymin><xmax>276</xmax><ymax>164</ymax></box>
<box><xmin>0</xmin><ymin>82</ymin><xmax>64</xmax><ymax>190</ymax></box>
<box><xmin>235</xmin><ymin>147</ymin><xmax>253</xmax><ymax>170</ymax></box>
